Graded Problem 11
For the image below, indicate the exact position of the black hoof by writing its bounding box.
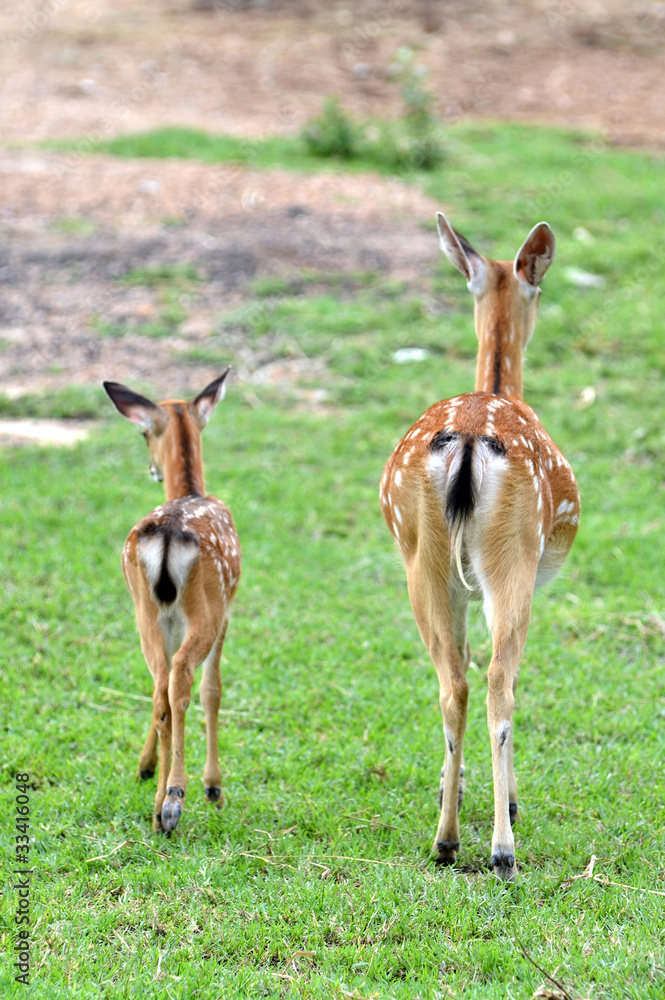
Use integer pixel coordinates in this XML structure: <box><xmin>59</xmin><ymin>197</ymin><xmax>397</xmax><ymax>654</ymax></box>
<box><xmin>509</xmin><ymin>801</ymin><xmax>518</xmax><ymax>826</ymax></box>
<box><xmin>490</xmin><ymin>851</ymin><xmax>516</xmax><ymax>881</ymax></box>
<box><xmin>161</xmin><ymin>786</ymin><xmax>185</xmax><ymax>833</ymax></box>
<box><xmin>205</xmin><ymin>786</ymin><xmax>221</xmax><ymax>803</ymax></box>
<box><xmin>435</xmin><ymin>839</ymin><xmax>459</xmax><ymax>865</ymax></box>
<box><xmin>140</xmin><ymin>769</ymin><xmax>155</xmax><ymax>781</ymax></box>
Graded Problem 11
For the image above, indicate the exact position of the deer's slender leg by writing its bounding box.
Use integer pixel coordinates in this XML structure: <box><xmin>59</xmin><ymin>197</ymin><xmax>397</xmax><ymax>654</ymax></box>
<box><xmin>199</xmin><ymin>621</ymin><xmax>228</xmax><ymax>803</ymax></box>
<box><xmin>137</xmin><ymin>718</ymin><xmax>158</xmax><ymax>782</ymax></box>
<box><xmin>134</xmin><ymin>604</ymin><xmax>171</xmax><ymax>830</ymax></box>
<box><xmin>161</xmin><ymin>620</ymin><xmax>220</xmax><ymax>833</ymax></box>
<box><xmin>407</xmin><ymin>563</ymin><xmax>470</xmax><ymax>865</ymax></box>
<box><xmin>483</xmin><ymin>565</ymin><xmax>536</xmax><ymax>881</ymax></box>
<box><xmin>508</xmin><ymin>669</ymin><xmax>520</xmax><ymax>826</ymax></box>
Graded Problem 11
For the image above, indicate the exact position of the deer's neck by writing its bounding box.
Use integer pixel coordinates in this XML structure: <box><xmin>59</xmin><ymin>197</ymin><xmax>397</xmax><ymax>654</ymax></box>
<box><xmin>163</xmin><ymin>405</ymin><xmax>206</xmax><ymax>500</ymax></box>
<box><xmin>474</xmin><ymin>303</ymin><xmax>525</xmax><ymax>398</ymax></box>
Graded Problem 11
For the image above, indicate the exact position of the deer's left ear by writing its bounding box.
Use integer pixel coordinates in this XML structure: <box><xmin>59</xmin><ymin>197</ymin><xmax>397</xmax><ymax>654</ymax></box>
<box><xmin>192</xmin><ymin>368</ymin><xmax>231</xmax><ymax>427</ymax></box>
<box><xmin>103</xmin><ymin>381</ymin><xmax>168</xmax><ymax>432</ymax></box>
<box><xmin>514</xmin><ymin>222</ymin><xmax>556</xmax><ymax>286</ymax></box>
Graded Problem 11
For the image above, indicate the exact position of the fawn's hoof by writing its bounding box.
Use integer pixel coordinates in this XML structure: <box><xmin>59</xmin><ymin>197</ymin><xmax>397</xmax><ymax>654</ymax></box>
<box><xmin>161</xmin><ymin>786</ymin><xmax>185</xmax><ymax>833</ymax></box>
<box><xmin>490</xmin><ymin>850</ymin><xmax>517</xmax><ymax>881</ymax></box>
<box><xmin>139</xmin><ymin>768</ymin><xmax>155</xmax><ymax>781</ymax></box>
<box><xmin>205</xmin><ymin>786</ymin><xmax>222</xmax><ymax>803</ymax></box>
<box><xmin>434</xmin><ymin>839</ymin><xmax>459</xmax><ymax>866</ymax></box>
<box><xmin>509</xmin><ymin>801</ymin><xmax>518</xmax><ymax>826</ymax></box>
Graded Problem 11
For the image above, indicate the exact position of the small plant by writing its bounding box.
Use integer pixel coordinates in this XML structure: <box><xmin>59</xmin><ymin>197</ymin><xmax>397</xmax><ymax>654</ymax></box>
<box><xmin>300</xmin><ymin>50</ymin><xmax>444</xmax><ymax>173</ymax></box>
<box><xmin>381</xmin><ymin>46</ymin><xmax>445</xmax><ymax>170</ymax></box>
<box><xmin>301</xmin><ymin>97</ymin><xmax>360</xmax><ymax>160</ymax></box>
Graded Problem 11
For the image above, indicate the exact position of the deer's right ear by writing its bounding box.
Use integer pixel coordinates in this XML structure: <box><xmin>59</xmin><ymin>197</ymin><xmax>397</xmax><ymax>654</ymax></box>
<box><xmin>103</xmin><ymin>382</ymin><xmax>167</xmax><ymax>432</ymax></box>
<box><xmin>436</xmin><ymin>211</ymin><xmax>485</xmax><ymax>292</ymax></box>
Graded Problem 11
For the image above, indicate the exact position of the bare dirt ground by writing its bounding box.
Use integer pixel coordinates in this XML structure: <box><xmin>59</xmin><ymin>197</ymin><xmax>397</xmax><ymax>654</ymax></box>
<box><xmin>0</xmin><ymin>0</ymin><xmax>663</xmax><ymax>435</ymax></box>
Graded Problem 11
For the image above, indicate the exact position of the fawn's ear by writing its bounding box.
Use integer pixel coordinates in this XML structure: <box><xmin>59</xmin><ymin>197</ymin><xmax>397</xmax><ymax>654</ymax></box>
<box><xmin>192</xmin><ymin>368</ymin><xmax>231</xmax><ymax>427</ymax></box>
<box><xmin>514</xmin><ymin>222</ymin><xmax>556</xmax><ymax>286</ymax></box>
<box><xmin>436</xmin><ymin>211</ymin><xmax>486</xmax><ymax>293</ymax></box>
<box><xmin>103</xmin><ymin>381</ymin><xmax>168</xmax><ymax>432</ymax></box>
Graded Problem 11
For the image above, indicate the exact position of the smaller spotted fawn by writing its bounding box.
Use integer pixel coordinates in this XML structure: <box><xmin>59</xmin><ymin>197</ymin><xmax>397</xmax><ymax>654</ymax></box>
<box><xmin>380</xmin><ymin>214</ymin><xmax>580</xmax><ymax>879</ymax></box>
<box><xmin>104</xmin><ymin>371</ymin><xmax>240</xmax><ymax>834</ymax></box>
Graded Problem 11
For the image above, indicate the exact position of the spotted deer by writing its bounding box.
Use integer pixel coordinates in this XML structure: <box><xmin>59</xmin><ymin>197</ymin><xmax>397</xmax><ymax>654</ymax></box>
<box><xmin>380</xmin><ymin>214</ymin><xmax>580</xmax><ymax>879</ymax></box>
<box><xmin>104</xmin><ymin>371</ymin><xmax>240</xmax><ymax>834</ymax></box>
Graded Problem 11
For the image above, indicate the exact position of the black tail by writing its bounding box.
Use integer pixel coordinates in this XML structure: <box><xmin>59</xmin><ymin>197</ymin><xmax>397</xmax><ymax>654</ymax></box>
<box><xmin>137</xmin><ymin>518</ymin><xmax>199</xmax><ymax>606</ymax></box>
<box><xmin>154</xmin><ymin>536</ymin><xmax>177</xmax><ymax>604</ymax></box>
<box><xmin>429</xmin><ymin>431</ymin><xmax>506</xmax><ymax>590</ymax></box>
<box><xmin>445</xmin><ymin>438</ymin><xmax>476</xmax><ymax>525</ymax></box>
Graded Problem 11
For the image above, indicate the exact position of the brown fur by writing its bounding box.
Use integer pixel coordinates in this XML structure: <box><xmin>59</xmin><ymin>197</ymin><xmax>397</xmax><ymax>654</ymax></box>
<box><xmin>379</xmin><ymin>217</ymin><xmax>579</xmax><ymax>878</ymax></box>
<box><xmin>104</xmin><ymin>372</ymin><xmax>240</xmax><ymax>834</ymax></box>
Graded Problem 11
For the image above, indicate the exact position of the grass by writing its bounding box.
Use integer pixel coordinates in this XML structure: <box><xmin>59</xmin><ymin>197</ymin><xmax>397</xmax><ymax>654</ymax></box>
<box><xmin>2</xmin><ymin>123</ymin><xmax>665</xmax><ymax>998</ymax></box>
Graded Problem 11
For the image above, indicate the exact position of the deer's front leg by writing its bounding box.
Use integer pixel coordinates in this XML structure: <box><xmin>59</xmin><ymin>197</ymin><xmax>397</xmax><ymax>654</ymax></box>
<box><xmin>199</xmin><ymin>625</ymin><xmax>227</xmax><ymax>804</ymax></box>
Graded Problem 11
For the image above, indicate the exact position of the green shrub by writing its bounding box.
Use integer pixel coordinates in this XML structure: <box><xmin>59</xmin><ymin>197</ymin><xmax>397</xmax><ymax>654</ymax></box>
<box><xmin>301</xmin><ymin>97</ymin><xmax>359</xmax><ymax>160</ymax></box>
<box><xmin>300</xmin><ymin>50</ymin><xmax>445</xmax><ymax>172</ymax></box>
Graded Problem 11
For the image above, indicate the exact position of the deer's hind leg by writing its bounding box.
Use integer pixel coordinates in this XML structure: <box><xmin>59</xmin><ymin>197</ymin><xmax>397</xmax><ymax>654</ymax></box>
<box><xmin>407</xmin><ymin>561</ymin><xmax>470</xmax><ymax>866</ymax></box>
<box><xmin>161</xmin><ymin>612</ymin><xmax>220</xmax><ymax>834</ymax></box>
<box><xmin>480</xmin><ymin>552</ymin><xmax>538</xmax><ymax>881</ymax></box>
<box><xmin>134</xmin><ymin>604</ymin><xmax>171</xmax><ymax>831</ymax></box>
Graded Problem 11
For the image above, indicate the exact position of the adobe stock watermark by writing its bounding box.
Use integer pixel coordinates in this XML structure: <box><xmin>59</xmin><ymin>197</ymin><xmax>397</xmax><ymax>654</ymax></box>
<box><xmin>13</xmin><ymin>773</ymin><xmax>34</xmax><ymax>986</ymax></box>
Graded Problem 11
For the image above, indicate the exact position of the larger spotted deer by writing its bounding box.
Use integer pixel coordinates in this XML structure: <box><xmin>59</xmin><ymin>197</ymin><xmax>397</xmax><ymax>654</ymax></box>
<box><xmin>380</xmin><ymin>213</ymin><xmax>580</xmax><ymax>879</ymax></box>
<box><xmin>104</xmin><ymin>371</ymin><xmax>240</xmax><ymax>834</ymax></box>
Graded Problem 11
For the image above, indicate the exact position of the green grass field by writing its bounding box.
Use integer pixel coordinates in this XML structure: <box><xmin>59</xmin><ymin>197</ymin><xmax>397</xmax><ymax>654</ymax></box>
<box><xmin>2</xmin><ymin>122</ymin><xmax>665</xmax><ymax>998</ymax></box>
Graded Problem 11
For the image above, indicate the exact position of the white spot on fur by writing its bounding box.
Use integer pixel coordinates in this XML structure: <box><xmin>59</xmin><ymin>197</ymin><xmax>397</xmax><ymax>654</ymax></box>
<box><xmin>394</xmin><ymin>469</ymin><xmax>403</xmax><ymax>487</ymax></box>
<box><xmin>394</xmin><ymin>505</ymin><xmax>402</xmax><ymax>524</ymax></box>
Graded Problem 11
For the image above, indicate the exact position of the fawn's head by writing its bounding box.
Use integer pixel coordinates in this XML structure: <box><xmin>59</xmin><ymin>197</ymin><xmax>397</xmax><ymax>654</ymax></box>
<box><xmin>103</xmin><ymin>370</ymin><xmax>230</xmax><ymax>492</ymax></box>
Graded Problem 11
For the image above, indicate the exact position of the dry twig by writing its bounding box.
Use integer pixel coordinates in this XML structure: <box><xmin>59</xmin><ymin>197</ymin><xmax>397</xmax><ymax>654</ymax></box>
<box><xmin>84</xmin><ymin>839</ymin><xmax>170</xmax><ymax>863</ymax></box>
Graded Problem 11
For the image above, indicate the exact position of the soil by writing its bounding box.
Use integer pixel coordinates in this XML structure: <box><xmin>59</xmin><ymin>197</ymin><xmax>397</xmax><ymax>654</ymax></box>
<box><xmin>0</xmin><ymin>0</ymin><xmax>663</xmax><ymax>436</ymax></box>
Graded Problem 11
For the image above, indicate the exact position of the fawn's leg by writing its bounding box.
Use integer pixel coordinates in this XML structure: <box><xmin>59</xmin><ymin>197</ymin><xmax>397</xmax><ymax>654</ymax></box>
<box><xmin>161</xmin><ymin>624</ymin><xmax>218</xmax><ymax>833</ymax></box>
<box><xmin>135</xmin><ymin>612</ymin><xmax>171</xmax><ymax>831</ymax></box>
<box><xmin>199</xmin><ymin>622</ymin><xmax>228</xmax><ymax>803</ymax></box>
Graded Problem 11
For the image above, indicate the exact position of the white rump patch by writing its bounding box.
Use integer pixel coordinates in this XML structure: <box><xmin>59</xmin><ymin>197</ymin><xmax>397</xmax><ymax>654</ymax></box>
<box><xmin>137</xmin><ymin>533</ymin><xmax>199</xmax><ymax>600</ymax></box>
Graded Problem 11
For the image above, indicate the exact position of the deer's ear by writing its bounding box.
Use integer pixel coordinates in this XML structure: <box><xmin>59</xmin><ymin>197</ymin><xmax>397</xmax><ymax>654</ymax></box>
<box><xmin>514</xmin><ymin>222</ymin><xmax>556</xmax><ymax>286</ymax></box>
<box><xmin>103</xmin><ymin>382</ymin><xmax>168</xmax><ymax>432</ymax></box>
<box><xmin>436</xmin><ymin>211</ymin><xmax>486</xmax><ymax>292</ymax></box>
<box><xmin>192</xmin><ymin>368</ymin><xmax>231</xmax><ymax>427</ymax></box>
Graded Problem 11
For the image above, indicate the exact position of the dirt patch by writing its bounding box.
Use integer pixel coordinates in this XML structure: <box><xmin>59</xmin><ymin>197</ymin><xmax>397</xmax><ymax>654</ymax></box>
<box><xmin>0</xmin><ymin>150</ymin><xmax>438</xmax><ymax>399</ymax></box>
<box><xmin>2</xmin><ymin>1</ymin><xmax>664</xmax><ymax>146</ymax></box>
<box><xmin>0</xmin><ymin>418</ymin><xmax>92</xmax><ymax>446</ymax></box>
<box><xmin>0</xmin><ymin>1</ymin><xmax>663</xmax><ymax>409</ymax></box>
